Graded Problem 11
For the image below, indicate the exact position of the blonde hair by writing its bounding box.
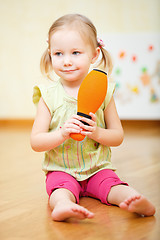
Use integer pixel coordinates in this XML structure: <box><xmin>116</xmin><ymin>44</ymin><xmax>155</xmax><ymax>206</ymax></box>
<box><xmin>40</xmin><ymin>14</ymin><xmax>113</xmax><ymax>80</ymax></box>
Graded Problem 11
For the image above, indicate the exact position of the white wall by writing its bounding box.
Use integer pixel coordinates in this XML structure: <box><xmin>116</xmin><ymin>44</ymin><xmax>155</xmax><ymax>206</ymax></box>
<box><xmin>0</xmin><ymin>0</ymin><xmax>159</xmax><ymax>119</ymax></box>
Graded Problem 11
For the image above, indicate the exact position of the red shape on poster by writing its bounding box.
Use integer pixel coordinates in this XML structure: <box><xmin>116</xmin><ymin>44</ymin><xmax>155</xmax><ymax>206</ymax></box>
<box><xmin>148</xmin><ymin>45</ymin><xmax>154</xmax><ymax>51</ymax></box>
<box><xmin>132</xmin><ymin>55</ymin><xmax>137</xmax><ymax>62</ymax></box>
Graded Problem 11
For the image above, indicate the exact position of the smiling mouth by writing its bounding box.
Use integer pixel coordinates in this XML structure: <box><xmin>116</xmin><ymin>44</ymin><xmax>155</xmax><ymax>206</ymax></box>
<box><xmin>62</xmin><ymin>69</ymin><xmax>77</xmax><ymax>73</ymax></box>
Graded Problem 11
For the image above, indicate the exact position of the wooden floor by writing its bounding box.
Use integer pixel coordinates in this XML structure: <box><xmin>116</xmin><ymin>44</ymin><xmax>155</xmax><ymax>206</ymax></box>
<box><xmin>0</xmin><ymin>120</ymin><xmax>160</xmax><ymax>240</ymax></box>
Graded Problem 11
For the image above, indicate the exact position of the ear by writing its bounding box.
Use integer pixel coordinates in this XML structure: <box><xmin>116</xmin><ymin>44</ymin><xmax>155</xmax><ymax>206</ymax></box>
<box><xmin>91</xmin><ymin>47</ymin><xmax>100</xmax><ymax>64</ymax></box>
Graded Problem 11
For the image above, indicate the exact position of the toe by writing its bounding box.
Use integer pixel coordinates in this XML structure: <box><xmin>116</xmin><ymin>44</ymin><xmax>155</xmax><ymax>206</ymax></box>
<box><xmin>119</xmin><ymin>202</ymin><xmax>128</xmax><ymax>210</ymax></box>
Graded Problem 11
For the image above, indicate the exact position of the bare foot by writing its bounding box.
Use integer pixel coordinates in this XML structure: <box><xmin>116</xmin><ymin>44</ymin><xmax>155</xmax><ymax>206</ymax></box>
<box><xmin>119</xmin><ymin>195</ymin><xmax>155</xmax><ymax>216</ymax></box>
<box><xmin>51</xmin><ymin>201</ymin><xmax>94</xmax><ymax>221</ymax></box>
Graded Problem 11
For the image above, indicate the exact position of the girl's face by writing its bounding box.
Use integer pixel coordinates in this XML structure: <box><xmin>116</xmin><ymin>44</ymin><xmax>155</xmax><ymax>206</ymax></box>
<box><xmin>49</xmin><ymin>28</ymin><xmax>99</xmax><ymax>85</ymax></box>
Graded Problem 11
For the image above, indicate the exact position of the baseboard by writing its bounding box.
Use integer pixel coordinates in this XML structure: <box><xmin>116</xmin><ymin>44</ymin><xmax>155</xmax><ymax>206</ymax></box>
<box><xmin>0</xmin><ymin>119</ymin><xmax>159</xmax><ymax>129</ymax></box>
<box><xmin>0</xmin><ymin>119</ymin><xmax>34</xmax><ymax>128</ymax></box>
<box><xmin>121</xmin><ymin>120</ymin><xmax>160</xmax><ymax>129</ymax></box>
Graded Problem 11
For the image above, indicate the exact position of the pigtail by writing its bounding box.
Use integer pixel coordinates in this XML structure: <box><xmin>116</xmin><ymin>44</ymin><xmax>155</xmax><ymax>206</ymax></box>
<box><xmin>40</xmin><ymin>48</ymin><xmax>53</xmax><ymax>80</ymax></box>
<box><xmin>97</xmin><ymin>47</ymin><xmax>113</xmax><ymax>76</ymax></box>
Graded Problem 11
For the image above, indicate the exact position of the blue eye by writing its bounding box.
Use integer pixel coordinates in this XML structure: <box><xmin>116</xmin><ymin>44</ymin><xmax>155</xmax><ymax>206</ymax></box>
<box><xmin>55</xmin><ymin>52</ymin><xmax>62</xmax><ymax>56</ymax></box>
<box><xmin>73</xmin><ymin>51</ymin><xmax>80</xmax><ymax>55</ymax></box>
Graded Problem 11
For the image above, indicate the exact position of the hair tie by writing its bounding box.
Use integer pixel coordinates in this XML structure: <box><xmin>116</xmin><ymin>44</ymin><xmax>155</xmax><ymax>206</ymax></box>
<box><xmin>97</xmin><ymin>38</ymin><xmax>105</xmax><ymax>48</ymax></box>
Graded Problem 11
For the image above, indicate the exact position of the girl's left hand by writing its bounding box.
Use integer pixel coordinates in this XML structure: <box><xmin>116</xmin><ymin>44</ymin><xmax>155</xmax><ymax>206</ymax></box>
<box><xmin>80</xmin><ymin>112</ymin><xmax>98</xmax><ymax>139</ymax></box>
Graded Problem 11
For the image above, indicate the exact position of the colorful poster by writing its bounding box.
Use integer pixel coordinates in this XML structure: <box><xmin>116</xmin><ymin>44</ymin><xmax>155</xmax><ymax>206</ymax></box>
<box><xmin>102</xmin><ymin>33</ymin><xmax>160</xmax><ymax>119</ymax></box>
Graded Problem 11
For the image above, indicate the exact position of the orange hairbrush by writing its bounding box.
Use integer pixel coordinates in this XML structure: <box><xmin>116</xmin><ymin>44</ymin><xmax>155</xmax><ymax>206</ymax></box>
<box><xmin>70</xmin><ymin>69</ymin><xmax>108</xmax><ymax>141</ymax></box>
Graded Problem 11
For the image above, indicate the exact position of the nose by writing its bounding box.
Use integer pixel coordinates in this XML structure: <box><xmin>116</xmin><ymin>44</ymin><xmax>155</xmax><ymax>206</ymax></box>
<box><xmin>63</xmin><ymin>55</ymin><xmax>72</xmax><ymax>66</ymax></box>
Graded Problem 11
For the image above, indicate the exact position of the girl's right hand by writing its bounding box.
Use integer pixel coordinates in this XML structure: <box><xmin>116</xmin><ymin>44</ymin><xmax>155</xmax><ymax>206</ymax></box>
<box><xmin>60</xmin><ymin>114</ymin><xmax>84</xmax><ymax>139</ymax></box>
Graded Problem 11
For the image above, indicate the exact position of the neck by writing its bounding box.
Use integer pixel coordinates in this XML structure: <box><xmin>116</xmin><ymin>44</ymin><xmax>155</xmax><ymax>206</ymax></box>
<box><xmin>60</xmin><ymin>79</ymin><xmax>82</xmax><ymax>99</ymax></box>
<box><xmin>63</xmin><ymin>85</ymin><xmax>80</xmax><ymax>99</ymax></box>
<box><xmin>61</xmin><ymin>78</ymin><xmax>83</xmax><ymax>88</ymax></box>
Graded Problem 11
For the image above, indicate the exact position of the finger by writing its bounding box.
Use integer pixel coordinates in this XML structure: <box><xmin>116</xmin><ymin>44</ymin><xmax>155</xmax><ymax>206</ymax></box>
<box><xmin>65</xmin><ymin>128</ymin><xmax>81</xmax><ymax>134</ymax></box>
<box><xmin>69</xmin><ymin>128</ymin><xmax>81</xmax><ymax>134</ymax></box>
<box><xmin>81</xmin><ymin>124</ymin><xmax>95</xmax><ymax>132</ymax></box>
<box><xmin>80</xmin><ymin>118</ymin><xmax>95</xmax><ymax>127</ymax></box>
<box><xmin>89</xmin><ymin>112</ymin><xmax>96</xmax><ymax>122</ymax></box>
<box><xmin>81</xmin><ymin>130</ymin><xmax>92</xmax><ymax>136</ymax></box>
<box><xmin>66</xmin><ymin>119</ymin><xmax>83</xmax><ymax>128</ymax></box>
<box><xmin>72</xmin><ymin>119</ymin><xmax>84</xmax><ymax>127</ymax></box>
<box><xmin>65</xmin><ymin>123</ymin><xmax>82</xmax><ymax>131</ymax></box>
<box><xmin>72</xmin><ymin>114</ymin><xmax>84</xmax><ymax>122</ymax></box>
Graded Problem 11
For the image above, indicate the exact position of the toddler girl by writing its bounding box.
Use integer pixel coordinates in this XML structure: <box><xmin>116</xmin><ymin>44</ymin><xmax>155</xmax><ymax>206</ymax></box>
<box><xmin>31</xmin><ymin>14</ymin><xmax>155</xmax><ymax>221</ymax></box>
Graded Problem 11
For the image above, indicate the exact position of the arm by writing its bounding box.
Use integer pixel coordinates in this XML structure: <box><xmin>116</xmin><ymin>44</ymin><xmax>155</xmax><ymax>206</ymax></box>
<box><xmin>30</xmin><ymin>97</ymin><xmax>83</xmax><ymax>152</ymax></box>
<box><xmin>30</xmin><ymin>97</ymin><xmax>65</xmax><ymax>152</ymax></box>
<box><xmin>80</xmin><ymin>97</ymin><xmax>124</xmax><ymax>147</ymax></box>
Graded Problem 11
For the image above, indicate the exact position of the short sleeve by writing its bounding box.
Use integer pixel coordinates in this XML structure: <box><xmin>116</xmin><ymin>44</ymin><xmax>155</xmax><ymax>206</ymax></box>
<box><xmin>32</xmin><ymin>84</ymin><xmax>53</xmax><ymax>115</ymax></box>
<box><xmin>103</xmin><ymin>82</ymin><xmax>115</xmax><ymax>110</ymax></box>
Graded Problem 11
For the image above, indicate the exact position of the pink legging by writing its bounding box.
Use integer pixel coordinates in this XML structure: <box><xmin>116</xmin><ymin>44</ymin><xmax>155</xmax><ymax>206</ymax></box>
<box><xmin>46</xmin><ymin>169</ymin><xmax>128</xmax><ymax>205</ymax></box>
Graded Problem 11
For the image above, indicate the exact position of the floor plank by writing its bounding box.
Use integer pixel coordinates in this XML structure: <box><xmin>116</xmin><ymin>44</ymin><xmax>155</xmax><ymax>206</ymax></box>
<box><xmin>0</xmin><ymin>120</ymin><xmax>159</xmax><ymax>240</ymax></box>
